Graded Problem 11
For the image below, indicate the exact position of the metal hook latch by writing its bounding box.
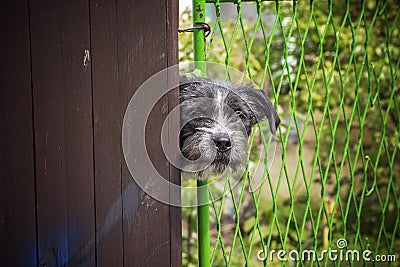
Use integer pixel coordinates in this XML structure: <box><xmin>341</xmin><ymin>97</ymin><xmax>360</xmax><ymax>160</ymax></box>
<box><xmin>178</xmin><ymin>21</ymin><xmax>211</xmax><ymax>37</ymax></box>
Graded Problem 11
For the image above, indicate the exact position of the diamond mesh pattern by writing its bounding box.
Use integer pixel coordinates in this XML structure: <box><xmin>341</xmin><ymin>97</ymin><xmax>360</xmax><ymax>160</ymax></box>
<box><xmin>181</xmin><ymin>0</ymin><xmax>400</xmax><ymax>266</ymax></box>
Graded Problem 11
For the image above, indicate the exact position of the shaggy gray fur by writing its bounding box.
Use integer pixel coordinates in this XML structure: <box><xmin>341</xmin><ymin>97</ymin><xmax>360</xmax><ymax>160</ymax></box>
<box><xmin>179</xmin><ymin>76</ymin><xmax>280</xmax><ymax>179</ymax></box>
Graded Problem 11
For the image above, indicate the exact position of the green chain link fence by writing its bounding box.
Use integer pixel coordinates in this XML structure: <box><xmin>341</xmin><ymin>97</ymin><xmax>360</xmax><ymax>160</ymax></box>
<box><xmin>180</xmin><ymin>0</ymin><xmax>400</xmax><ymax>266</ymax></box>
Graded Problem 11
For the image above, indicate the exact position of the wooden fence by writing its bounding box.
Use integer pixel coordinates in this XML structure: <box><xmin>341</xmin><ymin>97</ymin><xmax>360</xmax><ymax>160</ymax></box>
<box><xmin>0</xmin><ymin>1</ymin><xmax>181</xmax><ymax>266</ymax></box>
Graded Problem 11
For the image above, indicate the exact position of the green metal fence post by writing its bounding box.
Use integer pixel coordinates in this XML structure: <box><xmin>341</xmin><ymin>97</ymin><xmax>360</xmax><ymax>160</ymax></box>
<box><xmin>193</xmin><ymin>0</ymin><xmax>207</xmax><ymax>75</ymax></box>
<box><xmin>197</xmin><ymin>180</ymin><xmax>210</xmax><ymax>267</ymax></box>
<box><xmin>192</xmin><ymin>0</ymin><xmax>210</xmax><ymax>267</ymax></box>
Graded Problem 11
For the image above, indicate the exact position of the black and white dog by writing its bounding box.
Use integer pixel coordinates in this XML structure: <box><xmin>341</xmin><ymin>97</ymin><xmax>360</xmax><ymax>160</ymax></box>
<box><xmin>179</xmin><ymin>76</ymin><xmax>280</xmax><ymax>180</ymax></box>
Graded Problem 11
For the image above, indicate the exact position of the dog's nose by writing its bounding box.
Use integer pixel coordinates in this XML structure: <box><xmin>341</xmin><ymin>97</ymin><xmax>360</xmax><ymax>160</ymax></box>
<box><xmin>212</xmin><ymin>134</ymin><xmax>232</xmax><ymax>152</ymax></box>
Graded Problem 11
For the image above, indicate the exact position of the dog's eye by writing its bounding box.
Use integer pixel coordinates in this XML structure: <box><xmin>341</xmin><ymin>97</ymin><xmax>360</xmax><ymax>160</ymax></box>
<box><xmin>235</xmin><ymin>110</ymin><xmax>246</xmax><ymax>119</ymax></box>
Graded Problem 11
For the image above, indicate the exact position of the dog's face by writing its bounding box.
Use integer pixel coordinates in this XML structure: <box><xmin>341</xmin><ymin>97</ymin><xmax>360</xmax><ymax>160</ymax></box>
<box><xmin>179</xmin><ymin>76</ymin><xmax>280</xmax><ymax>179</ymax></box>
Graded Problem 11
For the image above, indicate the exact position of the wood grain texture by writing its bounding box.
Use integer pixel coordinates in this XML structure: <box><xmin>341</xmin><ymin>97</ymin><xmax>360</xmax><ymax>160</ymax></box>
<box><xmin>90</xmin><ymin>0</ymin><xmax>124</xmax><ymax>266</ymax></box>
<box><xmin>118</xmin><ymin>0</ymin><xmax>171</xmax><ymax>266</ymax></box>
<box><xmin>30</xmin><ymin>0</ymin><xmax>95</xmax><ymax>265</ymax></box>
<box><xmin>0</xmin><ymin>1</ymin><xmax>37</xmax><ymax>266</ymax></box>
<box><xmin>1</xmin><ymin>0</ymin><xmax>180</xmax><ymax>265</ymax></box>
<box><xmin>167</xmin><ymin>0</ymin><xmax>182</xmax><ymax>266</ymax></box>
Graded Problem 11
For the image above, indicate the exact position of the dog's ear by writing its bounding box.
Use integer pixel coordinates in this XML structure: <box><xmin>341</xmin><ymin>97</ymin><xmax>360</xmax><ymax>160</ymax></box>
<box><xmin>240</xmin><ymin>83</ymin><xmax>280</xmax><ymax>135</ymax></box>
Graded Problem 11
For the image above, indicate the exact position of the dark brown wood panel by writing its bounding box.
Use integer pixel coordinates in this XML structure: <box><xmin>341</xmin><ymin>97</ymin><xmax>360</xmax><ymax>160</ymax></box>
<box><xmin>60</xmin><ymin>1</ymin><xmax>95</xmax><ymax>266</ymax></box>
<box><xmin>166</xmin><ymin>0</ymin><xmax>182</xmax><ymax>265</ymax></box>
<box><xmin>30</xmin><ymin>0</ymin><xmax>95</xmax><ymax>266</ymax></box>
<box><xmin>117</xmin><ymin>0</ymin><xmax>170</xmax><ymax>264</ymax></box>
<box><xmin>1</xmin><ymin>0</ymin><xmax>180</xmax><ymax>266</ymax></box>
<box><xmin>0</xmin><ymin>1</ymin><xmax>37</xmax><ymax>266</ymax></box>
<box><xmin>90</xmin><ymin>0</ymin><xmax>124</xmax><ymax>266</ymax></box>
<box><xmin>116</xmin><ymin>0</ymin><xmax>181</xmax><ymax>266</ymax></box>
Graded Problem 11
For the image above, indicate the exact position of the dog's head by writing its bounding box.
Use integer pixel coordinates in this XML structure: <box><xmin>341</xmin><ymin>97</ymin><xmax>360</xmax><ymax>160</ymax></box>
<box><xmin>179</xmin><ymin>76</ymin><xmax>280</xmax><ymax>179</ymax></box>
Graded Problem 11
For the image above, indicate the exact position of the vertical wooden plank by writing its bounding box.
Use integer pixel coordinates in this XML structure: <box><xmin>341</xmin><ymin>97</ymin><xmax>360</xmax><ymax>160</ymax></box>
<box><xmin>166</xmin><ymin>0</ymin><xmax>182</xmax><ymax>266</ymax></box>
<box><xmin>118</xmin><ymin>0</ymin><xmax>168</xmax><ymax>265</ymax></box>
<box><xmin>30</xmin><ymin>1</ymin><xmax>68</xmax><ymax>263</ymax></box>
<box><xmin>118</xmin><ymin>0</ymin><xmax>181</xmax><ymax>266</ymax></box>
<box><xmin>30</xmin><ymin>0</ymin><xmax>95</xmax><ymax>266</ymax></box>
<box><xmin>118</xmin><ymin>0</ymin><xmax>165</xmax><ymax>264</ymax></box>
<box><xmin>61</xmin><ymin>1</ymin><xmax>96</xmax><ymax>266</ymax></box>
<box><xmin>0</xmin><ymin>1</ymin><xmax>37</xmax><ymax>266</ymax></box>
<box><xmin>90</xmin><ymin>0</ymin><xmax>124</xmax><ymax>266</ymax></box>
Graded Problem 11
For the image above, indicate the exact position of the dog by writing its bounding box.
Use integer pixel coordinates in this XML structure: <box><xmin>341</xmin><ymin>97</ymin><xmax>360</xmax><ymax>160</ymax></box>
<box><xmin>179</xmin><ymin>76</ymin><xmax>280</xmax><ymax>180</ymax></box>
